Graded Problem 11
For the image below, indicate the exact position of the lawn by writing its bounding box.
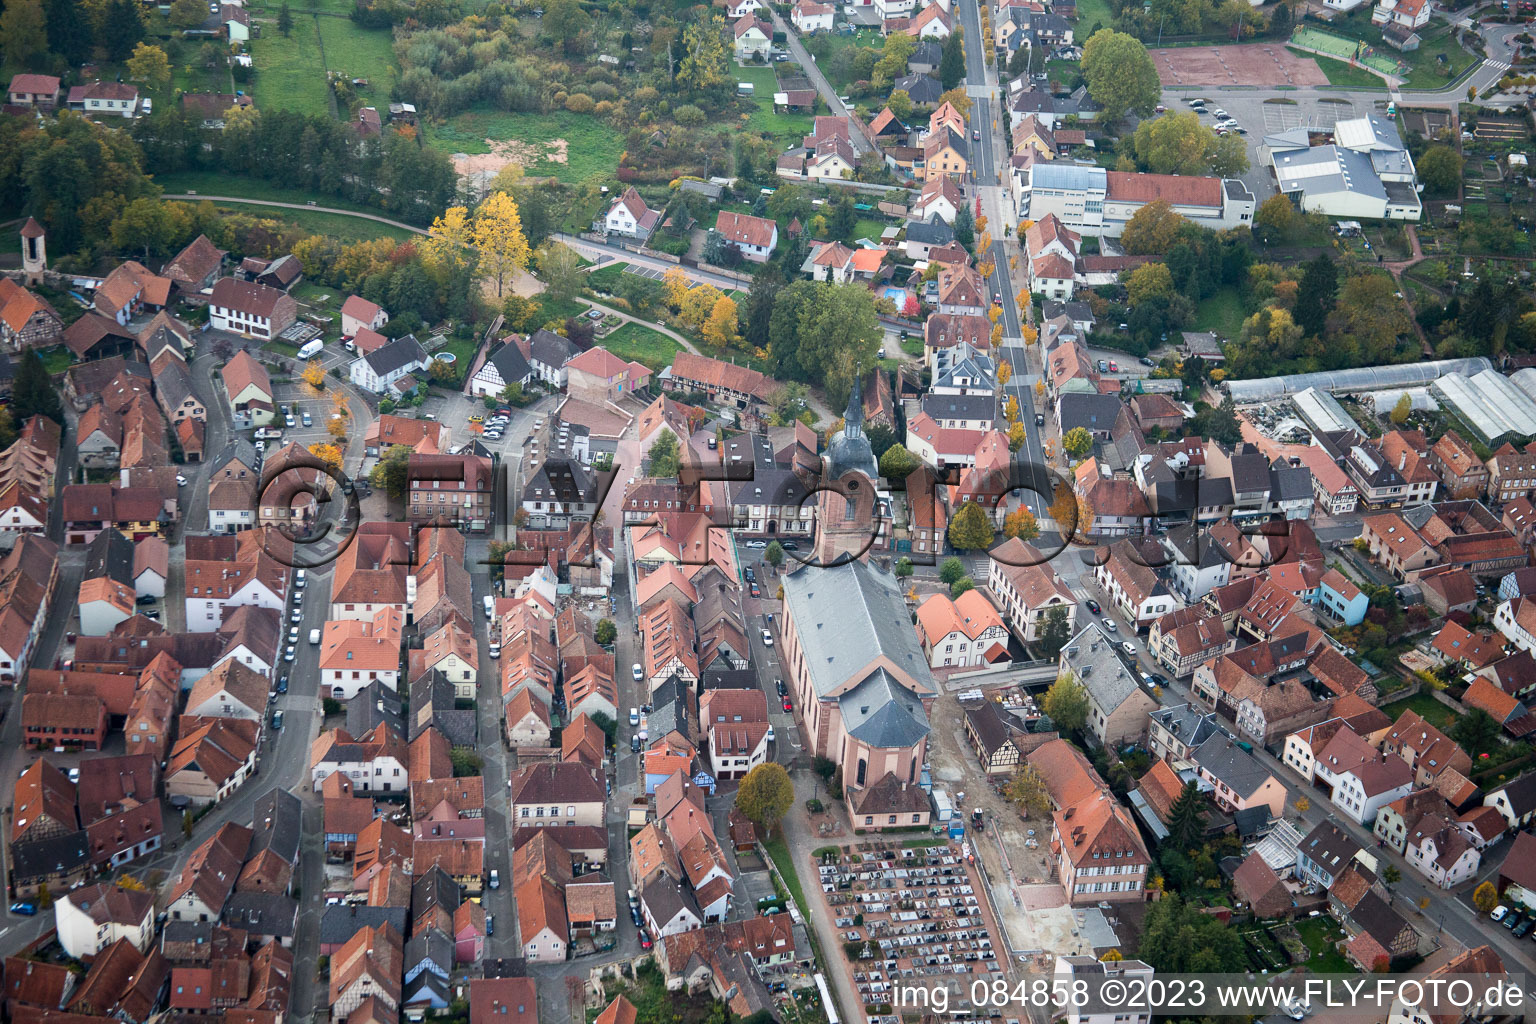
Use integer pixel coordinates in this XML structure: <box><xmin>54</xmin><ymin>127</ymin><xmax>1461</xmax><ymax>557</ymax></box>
<box><xmin>151</xmin><ymin>172</ymin><xmax>399</xmax><ymax>218</ymax></box>
<box><xmin>1194</xmin><ymin>287</ymin><xmax>1246</xmax><ymax>339</ymax></box>
<box><xmin>1399</xmin><ymin>25</ymin><xmax>1478</xmax><ymax>90</ymax></box>
<box><xmin>601</xmin><ymin>323</ymin><xmax>684</xmax><ymax>370</ymax></box>
<box><xmin>37</xmin><ymin>347</ymin><xmax>72</xmax><ymax>376</ymax></box>
<box><xmin>763</xmin><ymin>833</ymin><xmax>809</xmax><ymax>918</ymax></box>
<box><xmin>1295</xmin><ymin>50</ymin><xmax>1391</xmax><ymax>89</ymax></box>
<box><xmin>195</xmin><ymin>202</ymin><xmax>418</xmax><ymax>242</ymax></box>
<box><xmin>1074</xmin><ymin>0</ymin><xmax>1114</xmax><ymax>32</ymax></box>
<box><xmin>1294</xmin><ymin>916</ymin><xmax>1356</xmax><ymax>974</ymax></box>
<box><xmin>425</xmin><ymin>109</ymin><xmax>625</xmax><ymax>184</ymax></box>
<box><xmin>250</xmin><ymin>13</ymin><xmax>333</xmax><ymax>116</ymax></box>
<box><xmin>737</xmin><ymin>65</ymin><xmax>816</xmax><ymax>144</ymax></box>
<box><xmin>586</xmin><ymin>263</ymin><xmax>630</xmax><ymax>294</ymax></box>
<box><xmin>853</xmin><ymin>217</ymin><xmax>888</xmax><ymax>244</ymax></box>
<box><xmin>817</xmin><ymin>30</ymin><xmax>884</xmax><ymax>89</ymax></box>
<box><xmin>317</xmin><ymin>18</ymin><xmax>399</xmax><ymax>100</ymax></box>
<box><xmin>1380</xmin><ymin>692</ymin><xmax>1457</xmax><ymax>732</ymax></box>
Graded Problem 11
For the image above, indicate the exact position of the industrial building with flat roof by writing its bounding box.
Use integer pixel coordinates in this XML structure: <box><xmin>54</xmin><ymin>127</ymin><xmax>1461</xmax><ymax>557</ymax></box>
<box><xmin>1012</xmin><ymin>162</ymin><xmax>1256</xmax><ymax>236</ymax></box>
<box><xmin>1266</xmin><ymin>115</ymin><xmax>1422</xmax><ymax>221</ymax></box>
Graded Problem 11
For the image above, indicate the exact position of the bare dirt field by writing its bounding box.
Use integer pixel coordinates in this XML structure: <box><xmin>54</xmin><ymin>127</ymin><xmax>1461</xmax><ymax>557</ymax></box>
<box><xmin>1150</xmin><ymin>44</ymin><xmax>1330</xmax><ymax>87</ymax></box>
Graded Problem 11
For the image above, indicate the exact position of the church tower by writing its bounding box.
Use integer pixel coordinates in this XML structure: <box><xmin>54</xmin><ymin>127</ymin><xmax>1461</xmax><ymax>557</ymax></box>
<box><xmin>20</xmin><ymin>218</ymin><xmax>46</xmax><ymax>287</ymax></box>
<box><xmin>813</xmin><ymin>376</ymin><xmax>883</xmax><ymax>567</ymax></box>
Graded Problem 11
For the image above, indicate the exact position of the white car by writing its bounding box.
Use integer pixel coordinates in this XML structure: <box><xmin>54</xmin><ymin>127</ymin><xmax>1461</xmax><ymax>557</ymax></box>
<box><xmin>1493</xmin><ymin>905</ymin><xmax>1510</xmax><ymax>922</ymax></box>
<box><xmin>630</xmin><ymin>707</ymin><xmax>640</xmax><ymax>725</ymax></box>
<box><xmin>761</xmin><ymin>629</ymin><xmax>774</xmax><ymax>646</ymax></box>
<box><xmin>290</xmin><ymin>609</ymin><xmax>303</xmax><ymax>624</ymax></box>
<box><xmin>745</xmin><ymin>540</ymin><xmax>768</xmax><ymax>549</ymax></box>
<box><xmin>284</xmin><ymin>645</ymin><xmax>296</xmax><ymax>661</ymax></box>
<box><xmin>766</xmin><ymin>725</ymin><xmax>775</xmax><ymax>742</ymax></box>
<box><xmin>175</xmin><ymin>474</ymin><xmax>188</xmax><ymax>486</ymax></box>
<box><xmin>1212</xmin><ymin>108</ymin><xmax>1228</xmax><ymax>119</ymax></box>
<box><xmin>255</xmin><ymin>440</ymin><xmax>266</xmax><ymax>451</ymax></box>
<box><xmin>1121</xmin><ymin>641</ymin><xmax>1136</xmax><ymax>656</ymax></box>
<box><xmin>632</xmin><ymin>663</ymin><xmax>644</xmax><ymax>681</ymax></box>
<box><xmin>295</xmin><ymin>569</ymin><xmax>307</xmax><ymax>588</ymax></box>
<box><xmin>1103</xmin><ymin>618</ymin><xmax>1117</xmax><ymax>632</ymax></box>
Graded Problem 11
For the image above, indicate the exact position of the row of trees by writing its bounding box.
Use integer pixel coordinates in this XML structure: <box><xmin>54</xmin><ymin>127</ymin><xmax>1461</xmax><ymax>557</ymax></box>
<box><xmin>133</xmin><ymin>107</ymin><xmax>457</xmax><ymax>224</ymax></box>
<box><xmin>1</xmin><ymin>0</ymin><xmax>146</xmax><ymax>70</ymax></box>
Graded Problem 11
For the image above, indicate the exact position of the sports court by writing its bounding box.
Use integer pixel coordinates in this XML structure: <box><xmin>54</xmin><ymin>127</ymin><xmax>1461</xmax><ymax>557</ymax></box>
<box><xmin>1149</xmin><ymin>44</ymin><xmax>1330</xmax><ymax>87</ymax></box>
<box><xmin>1289</xmin><ymin>26</ymin><xmax>1401</xmax><ymax>76</ymax></box>
<box><xmin>1260</xmin><ymin>96</ymin><xmax>1357</xmax><ymax>132</ymax></box>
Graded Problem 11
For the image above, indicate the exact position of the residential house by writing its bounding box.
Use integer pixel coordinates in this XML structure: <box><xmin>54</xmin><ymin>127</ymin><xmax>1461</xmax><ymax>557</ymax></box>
<box><xmin>208</xmin><ymin>279</ymin><xmax>297</xmax><ymax>341</ymax></box>
<box><xmin>987</xmin><ymin>538</ymin><xmax>1077</xmax><ymax>644</ymax></box>
<box><xmin>351</xmin><ymin>335</ymin><xmax>430</xmax><ymax>396</ymax></box>
<box><xmin>914</xmin><ymin>590</ymin><xmax>1010</xmax><ymax>667</ymax></box>
<box><xmin>1059</xmin><ymin>624</ymin><xmax>1159</xmax><ymax>746</ymax></box>
<box><xmin>714</xmin><ymin>212</ymin><xmax>778</xmax><ymax>262</ymax></box>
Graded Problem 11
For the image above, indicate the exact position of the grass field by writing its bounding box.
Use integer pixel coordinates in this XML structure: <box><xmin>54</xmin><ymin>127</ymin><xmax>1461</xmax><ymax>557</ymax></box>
<box><xmin>318</xmin><ymin>19</ymin><xmax>399</xmax><ymax>99</ymax></box>
<box><xmin>250</xmin><ymin>13</ymin><xmax>333</xmax><ymax>116</ymax></box>
<box><xmin>1292</xmin><ymin>49</ymin><xmax>1391</xmax><ymax>89</ymax></box>
<box><xmin>1073</xmin><ymin>0</ymin><xmax>1113</xmax><ymax>31</ymax></box>
<box><xmin>737</xmin><ymin>65</ymin><xmax>816</xmax><ymax>144</ymax></box>
<box><xmin>1400</xmin><ymin>26</ymin><xmax>1476</xmax><ymax>90</ymax></box>
<box><xmin>199</xmin><ymin>203</ymin><xmax>418</xmax><ymax>242</ymax></box>
<box><xmin>151</xmin><ymin>172</ymin><xmax>399</xmax><ymax>217</ymax></box>
<box><xmin>1294</xmin><ymin>916</ymin><xmax>1356</xmax><ymax>974</ymax></box>
<box><xmin>425</xmin><ymin>109</ymin><xmax>624</xmax><ymax>184</ymax></box>
<box><xmin>1380</xmin><ymin>692</ymin><xmax>1456</xmax><ymax>731</ymax></box>
<box><xmin>586</xmin><ymin>263</ymin><xmax>630</xmax><ymax>293</ymax></box>
<box><xmin>1194</xmin><ymin>287</ymin><xmax>1246</xmax><ymax>339</ymax></box>
<box><xmin>601</xmin><ymin>323</ymin><xmax>684</xmax><ymax>370</ymax></box>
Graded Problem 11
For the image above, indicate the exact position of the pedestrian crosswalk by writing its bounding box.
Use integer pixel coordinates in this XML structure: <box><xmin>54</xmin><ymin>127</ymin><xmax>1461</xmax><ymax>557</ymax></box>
<box><xmin>1486</xmin><ymin>59</ymin><xmax>1511</xmax><ymax>72</ymax></box>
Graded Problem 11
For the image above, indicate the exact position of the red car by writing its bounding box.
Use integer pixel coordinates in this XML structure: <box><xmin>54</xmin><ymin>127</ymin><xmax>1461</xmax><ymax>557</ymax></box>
<box><xmin>782</xmin><ymin>698</ymin><xmax>793</xmax><ymax>712</ymax></box>
<box><xmin>750</xmin><ymin>583</ymin><xmax>761</xmax><ymax>597</ymax></box>
<box><xmin>639</xmin><ymin>933</ymin><xmax>653</xmax><ymax>949</ymax></box>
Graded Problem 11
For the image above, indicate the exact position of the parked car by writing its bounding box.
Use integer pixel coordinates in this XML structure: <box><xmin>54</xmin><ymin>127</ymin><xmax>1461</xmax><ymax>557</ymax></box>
<box><xmin>1103</xmin><ymin>618</ymin><xmax>1117</xmax><ymax>632</ymax></box>
<box><xmin>782</xmin><ymin>698</ymin><xmax>793</xmax><ymax>712</ymax></box>
<box><xmin>176</xmin><ymin>474</ymin><xmax>188</xmax><ymax>486</ymax></box>
<box><xmin>632</xmin><ymin>663</ymin><xmax>644</xmax><ymax>681</ymax></box>
<box><xmin>776</xmin><ymin>679</ymin><xmax>788</xmax><ymax>696</ymax></box>
<box><xmin>272</xmin><ymin>710</ymin><xmax>284</xmax><ymax>729</ymax></box>
<box><xmin>485</xmin><ymin>914</ymin><xmax>494</xmax><ymax>936</ymax></box>
<box><xmin>291</xmin><ymin>609</ymin><xmax>303</xmax><ymax>624</ymax></box>
<box><xmin>284</xmin><ymin>645</ymin><xmax>296</xmax><ymax>661</ymax></box>
<box><xmin>761</xmin><ymin>629</ymin><xmax>774</xmax><ymax>646</ymax></box>
<box><xmin>1085</xmin><ymin>599</ymin><xmax>1102</xmax><ymax>615</ymax></box>
<box><xmin>9</xmin><ymin>902</ymin><xmax>36</xmax><ymax>916</ymax></box>
<box><xmin>629</xmin><ymin>708</ymin><xmax>640</xmax><ymax>726</ymax></box>
<box><xmin>1140</xmin><ymin>356</ymin><xmax>1157</xmax><ymax>367</ymax></box>
<box><xmin>277</xmin><ymin>676</ymin><xmax>289</xmax><ymax>694</ymax></box>
<box><xmin>489</xmin><ymin>869</ymin><xmax>500</xmax><ymax>889</ymax></box>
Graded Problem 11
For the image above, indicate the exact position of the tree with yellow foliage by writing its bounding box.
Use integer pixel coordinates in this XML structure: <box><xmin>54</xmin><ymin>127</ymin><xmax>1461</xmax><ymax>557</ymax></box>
<box><xmin>1007</xmin><ymin>420</ymin><xmax>1026</xmax><ymax>452</ymax></box>
<box><xmin>663</xmin><ymin>267</ymin><xmax>691</xmax><ymax>310</ymax></box>
<box><xmin>977</xmin><ymin>259</ymin><xmax>995</xmax><ymax>279</ymax></box>
<box><xmin>472</xmin><ymin>191</ymin><xmax>532</xmax><ymax>298</ymax></box>
<box><xmin>975</xmin><ymin>215</ymin><xmax>988</xmax><ymax>236</ymax></box>
<box><xmin>703</xmin><ymin>296</ymin><xmax>739</xmax><ymax>349</ymax></box>
<box><xmin>988</xmin><ymin>305</ymin><xmax>1003</xmax><ymax>324</ymax></box>
<box><xmin>327</xmin><ymin>415</ymin><xmax>349</xmax><ymax>441</ymax></box>
<box><xmin>997</xmin><ymin>360</ymin><xmax>1012</xmax><ymax>385</ymax></box>
<box><xmin>977</xmin><ymin>231</ymin><xmax>993</xmax><ymax>253</ymax></box>
<box><xmin>680</xmin><ymin>284</ymin><xmax>724</xmax><ymax>330</ymax></box>
<box><xmin>423</xmin><ymin>206</ymin><xmax>472</xmax><ymax>272</ymax></box>
<box><xmin>331</xmin><ymin>391</ymin><xmax>350</xmax><ymax>420</ymax></box>
<box><xmin>302</xmin><ymin>358</ymin><xmax>326</xmax><ymax>390</ymax></box>
<box><xmin>990</xmin><ymin>321</ymin><xmax>1004</xmax><ymax>348</ymax></box>
<box><xmin>1003</xmin><ymin>395</ymin><xmax>1019</xmax><ymax>422</ymax></box>
<box><xmin>1048</xmin><ymin>482</ymin><xmax>1077</xmax><ymax>530</ymax></box>
<box><xmin>309</xmin><ymin>443</ymin><xmax>343</xmax><ymax>473</ymax></box>
<box><xmin>1016</xmin><ymin>219</ymin><xmax>1034</xmax><ymax>242</ymax></box>
<box><xmin>1021</xmin><ymin>324</ymin><xmax>1038</xmax><ymax>345</ymax></box>
<box><xmin>1034</xmin><ymin>379</ymin><xmax>1045</xmax><ymax>398</ymax></box>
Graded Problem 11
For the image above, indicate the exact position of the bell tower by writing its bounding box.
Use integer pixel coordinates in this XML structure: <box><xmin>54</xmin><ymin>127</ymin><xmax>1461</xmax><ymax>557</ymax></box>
<box><xmin>20</xmin><ymin>218</ymin><xmax>46</xmax><ymax>287</ymax></box>
<box><xmin>813</xmin><ymin>376</ymin><xmax>882</xmax><ymax>567</ymax></box>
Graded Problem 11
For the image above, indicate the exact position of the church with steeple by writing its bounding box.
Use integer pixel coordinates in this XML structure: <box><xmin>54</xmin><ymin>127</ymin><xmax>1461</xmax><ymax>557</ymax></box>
<box><xmin>812</xmin><ymin>377</ymin><xmax>889</xmax><ymax>567</ymax></box>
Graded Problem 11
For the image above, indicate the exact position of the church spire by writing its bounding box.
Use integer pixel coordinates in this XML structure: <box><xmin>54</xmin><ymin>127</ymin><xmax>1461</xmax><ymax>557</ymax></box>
<box><xmin>844</xmin><ymin>374</ymin><xmax>864</xmax><ymax>439</ymax></box>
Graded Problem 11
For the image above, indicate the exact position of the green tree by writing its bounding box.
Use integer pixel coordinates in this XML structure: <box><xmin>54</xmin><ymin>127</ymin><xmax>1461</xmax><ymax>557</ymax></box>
<box><xmin>538</xmin><ymin>242</ymin><xmax>585</xmax><ymax>302</ymax></box>
<box><xmin>954</xmin><ymin>203</ymin><xmax>974</xmax><ymax>247</ymax></box>
<box><xmin>828</xmin><ymin>196</ymin><xmax>857</xmax><ymax>243</ymax></box>
<box><xmin>1165</xmin><ymin>781</ymin><xmax>1209</xmax><ymax>850</ymax></box>
<box><xmin>735</xmin><ymin>762</ymin><xmax>794</xmax><ymax>837</ymax></box>
<box><xmin>886</xmin><ymin>89</ymin><xmax>913</xmax><ymax>121</ymax></box>
<box><xmin>180</xmin><ymin>811</ymin><xmax>194</xmax><ymax>839</ymax></box>
<box><xmin>1061</xmin><ymin>426</ymin><xmax>1093</xmax><ymax>457</ymax></box>
<box><xmin>1294</xmin><ymin>253</ymin><xmax>1337</xmax><ymax>340</ymax></box>
<box><xmin>369</xmin><ymin>444</ymin><xmax>413</xmax><ymax>498</ymax></box>
<box><xmin>878</xmin><ymin>442</ymin><xmax>921</xmax><ymax>480</ymax></box>
<box><xmin>45</xmin><ymin>0</ymin><xmax>94</xmax><ymax>65</ymax></box>
<box><xmin>11</xmin><ymin>350</ymin><xmax>62</xmax><ymax>425</ymax></box>
<box><xmin>1137</xmin><ymin>895</ymin><xmax>1248</xmax><ymax>972</ymax></box>
<box><xmin>1126</xmin><ymin>262</ymin><xmax>1175</xmax><ymax>304</ymax></box>
<box><xmin>450</xmin><ymin>749</ymin><xmax>483</xmax><ymax>777</ymax></box>
<box><xmin>1390</xmin><ymin>393</ymin><xmax>1412</xmax><ymax>426</ymax></box>
<box><xmin>795</xmin><ymin>283</ymin><xmax>882</xmax><ymax>406</ymax></box>
<box><xmin>647</xmin><ymin>429</ymin><xmax>681</xmax><ymax>477</ymax></box>
<box><xmin>1417</xmin><ymin>145</ymin><xmax>1463</xmax><ymax>194</ymax></box>
<box><xmin>543</xmin><ymin>0</ymin><xmax>590</xmax><ymax>54</ymax></box>
<box><xmin>1131</xmin><ymin>111</ymin><xmax>1247</xmax><ymax>177</ymax></box>
<box><xmin>1251</xmin><ymin>193</ymin><xmax>1296</xmax><ymax>246</ymax></box>
<box><xmin>1118</xmin><ymin>200</ymin><xmax>1185</xmax><ymax>255</ymax></box>
<box><xmin>0</xmin><ymin>0</ymin><xmax>49</xmax><ymax>70</ymax></box>
<box><xmin>1472</xmin><ymin>880</ymin><xmax>1499</xmax><ymax>915</ymax></box>
<box><xmin>680</xmin><ymin>14</ymin><xmax>731</xmax><ymax>93</ymax></box>
<box><xmin>1081</xmin><ymin>30</ymin><xmax>1159</xmax><ymax>123</ymax></box>
<box><xmin>939</xmin><ymin>28</ymin><xmax>965</xmax><ymax>90</ymax></box>
<box><xmin>1004</xmin><ymin>765</ymin><xmax>1052</xmax><ymax>817</ymax></box>
<box><xmin>1041</xmin><ymin>674</ymin><xmax>1090</xmax><ymax>732</ymax></box>
<box><xmin>1450</xmin><ymin>707</ymin><xmax>1501</xmax><ymax>756</ymax></box>
<box><xmin>948</xmin><ymin>500</ymin><xmax>995</xmax><ymax>550</ymax></box>
<box><xmin>595</xmin><ymin>618</ymin><xmax>617</xmax><ymax>645</ymax></box>
<box><xmin>950</xmin><ymin>575</ymin><xmax>975</xmax><ymax>597</ymax></box>
<box><xmin>126</xmin><ymin>42</ymin><xmax>172</xmax><ymax>91</ymax></box>
<box><xmin>101</xmin><ymin>0</ymin><xmax>146</xmax><ymax>61</ymax></box>
<box><xmin>765</xmin><ymin>541</ymin><xmax>784</xmax><ymax>567</ymax></box>
<box><xmin>170</xmin><ymin>0</ymin><xmax>208</xmax><ymax>28</ymax></box>
<box><xmin>1382</xmin><ymin>865</ymin><xmax>1402</xmax><ymax>885</ymax></box>
<box><xmin>894</xmin><ymin>557</ymin><xmax>914</xmax><ymax>578</ymax></box>
<box><xmin>111</xmin><ymin>198</ymin><xmax>182</xmax><ymax>257</ymax></box>
<box><xmin>939</xmin><ymin>556</ymin><xmax>967</xmax><ymax>586</ymax></box>
<box><xmin>1035</xmin><ymin>607</ymin><xmax>1071</xmax><ymax>658</ymax></box>
<box><xmin>278</xmin><ymin>0</ymin><xmax>294</xmax><ymax>35</ymax></box>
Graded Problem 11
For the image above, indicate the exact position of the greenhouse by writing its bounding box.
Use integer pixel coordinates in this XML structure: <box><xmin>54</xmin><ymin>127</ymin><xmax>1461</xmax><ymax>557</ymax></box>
<box><xmin>1291</xmin><ymin>387</ymin><xmax>1355</xmax><ymax>435</ymax></box>
<box><xmin>1428</xmin><ymin>370</ymin><xmax>1536</xmax><ymax>445</ymax></box>
<box><xmin>1224</xmin><ymin>358</ymin><xmax>1494</xmax><ymax>404</ymax></box>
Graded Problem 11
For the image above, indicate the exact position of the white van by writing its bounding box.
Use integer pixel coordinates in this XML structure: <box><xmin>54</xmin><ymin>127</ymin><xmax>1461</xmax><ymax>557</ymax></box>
<box><xmin>483</xmin><ymin>595</ymin><xmax>495</xmax><ymax>620</ymax></box>
<box><xmin>297</xmin><ymin>339</ymin><xmax>324</xmax><ymax>360</ymax></box>
<box><xmin>309</xmin><ymin>628</ymin><xmax>321</xmax><ymax>645</ymax></box>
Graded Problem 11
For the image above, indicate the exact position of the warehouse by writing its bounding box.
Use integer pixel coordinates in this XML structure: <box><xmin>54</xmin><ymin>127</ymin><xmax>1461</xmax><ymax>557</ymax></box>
<box><xmin>1266</xmin><ymin>115</ymin><xmax>1422</xmax><ymax>221</ymax></box>
<box><xmin>1429</xmin><ymin>370</ymin><xmax>1536</xmax><ymax>445</ymax></box>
